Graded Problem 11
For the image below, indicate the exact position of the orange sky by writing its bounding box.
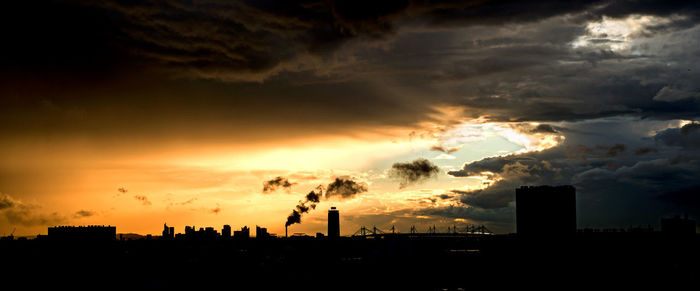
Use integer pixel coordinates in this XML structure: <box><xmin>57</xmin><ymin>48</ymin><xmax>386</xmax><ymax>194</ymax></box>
<box><xmin>0</xmin><ymin>111</ymin><xmax>563</xmax><ymax>236</ymax></box>
<box><xmin>4</xmin><ymin>1</ymin><xmax>697</xmax><ymax>236</ymax></box>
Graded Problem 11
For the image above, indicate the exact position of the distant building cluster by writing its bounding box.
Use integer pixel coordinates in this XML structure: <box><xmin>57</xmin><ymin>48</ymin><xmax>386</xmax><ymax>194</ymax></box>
<box><xmin>159</xmin><ymin>224</ymin><xmax>263</xmax><ymax>240</ymax></box>
<box><xmin>1</xmin><ymin>201</ymin><xmax>694</xmax><ymax>243</ymax></box>
<box><xmin>661</xmin><ymin>215</ymin><xmax>696</xmax><ymax>236</ymax></box>
<box><xmin>48</xmin><ymin>225</ymin><xmax>116</xmax><ymax>241</ymax></box>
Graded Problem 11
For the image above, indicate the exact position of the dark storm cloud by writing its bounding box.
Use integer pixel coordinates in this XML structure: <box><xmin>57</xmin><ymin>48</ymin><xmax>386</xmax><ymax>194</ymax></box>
<box><xmin>389</xmin><ymin>158</ymin><xmax>441</xmax><ymax>188</ymax></box>
<box><xmin>656</xmin><ymin>123</ymin><xmax>700</xmax><ymax>148</ymax></box>
<box><xmin>681</xmin><ymin>123</ymin><xmax>700</xmax><ymax>135</ymax></box>
<box><xmin>600</xmin><ymin>144</ymin><xmax>627</xmax><ymax>157</ymax></box>
<box><xmin>1</xmin><ymin>0</ymin><xmax>408</xmax><ymax>81</ymax></box>
<box><xmin>634</xmin><ymin>147</ymin><xmax>658</xmax><ymax>155</ymax></box>
<box><xmin>262</xmin><ymin>176</ymin><xmax>296</xmax><ymax>193</ymax></box>
<box><xmin>1</xmin><ymin>1</ymin><xmax>700</xmax><ymax>145</ymax></box>
<box><xmin>444</xmin><ymin>119</ymin><xmax>700</xmax><ymax>229</ymax></box>
<box><xmin>4</xmin><ymin>1</ymin><xmax>699</xmax><ymax>81</ymax></box>
<box><xmin>3</xmin><ymin>1</ymin><xmax>700</xmax><ymax>234</ymax></box>
<box><xmin>325</xmin><ymin>177</ymin><xmax>368</xmax><ymax>199</ymax></box>
<box><xmin>530</xmin><ymin>124</ymin><xmax>558</xmax><ymax>134</ymax></box>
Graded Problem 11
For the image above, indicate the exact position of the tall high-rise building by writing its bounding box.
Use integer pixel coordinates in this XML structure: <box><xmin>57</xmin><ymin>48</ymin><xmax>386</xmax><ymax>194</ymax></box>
<box><xmin>185</xmin><ymin>226</ymin><xmax>195</xmax><ymax>236</ymax></box>
<box><xmin>162</xmin><ymin>223</ymin><xmax>174</xmax><ymax>239</ymax></box>
<box><xmin>328</xmin><ymin>207</ymin><xmax>339</xmax><ymax>238</ymax></box>
<box><xmin>256</xmin><ymin>226</ymin><xmax>269</xmax><ymax>238</ymax></box>
<box><xmin>516</xmin><ymin>185</ymin><xmax>576</xmax><ymax>236</ymax></box>
<box><xmin>222</xmin><ymin>225</ymin><xmax>232</xmax><ymax>238</ymax></box>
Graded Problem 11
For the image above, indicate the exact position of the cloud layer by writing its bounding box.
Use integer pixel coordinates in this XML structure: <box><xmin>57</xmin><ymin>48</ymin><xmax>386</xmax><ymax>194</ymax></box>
<box><xmin>443</xmin><ymin>120</ymin><xmax>700</xmax><ymax>230</ymax></box>
<box><xmin>2</xmin><ymin>1</ymin><xmax>700</xmax><ymax>235</ymax></box>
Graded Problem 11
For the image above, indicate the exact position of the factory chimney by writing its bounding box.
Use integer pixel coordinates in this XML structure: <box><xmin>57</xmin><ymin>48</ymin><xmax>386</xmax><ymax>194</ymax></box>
<box><xmin>328</xmin><ymin>207</ymin><xmax>340</xmax><ymax>238</ymax></box>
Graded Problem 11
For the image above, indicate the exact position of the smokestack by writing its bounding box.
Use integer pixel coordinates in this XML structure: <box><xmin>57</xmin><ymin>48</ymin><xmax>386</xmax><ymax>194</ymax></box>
<box><xmin>285</xmin><ymin>224</ymin><xmax>288</xmax><ymax>238</ymax></box>
<box><xmin>328</xmin><ymin>206</ymin><xmax>339</xmax><ymax>238</ymax></box>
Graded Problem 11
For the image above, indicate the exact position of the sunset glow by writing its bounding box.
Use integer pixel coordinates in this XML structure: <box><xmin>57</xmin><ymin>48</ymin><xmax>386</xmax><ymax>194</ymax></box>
<box><xmin>2</xmin><ymin>1</ymin><xmax>699</xmax><ymax>239</ymax></box>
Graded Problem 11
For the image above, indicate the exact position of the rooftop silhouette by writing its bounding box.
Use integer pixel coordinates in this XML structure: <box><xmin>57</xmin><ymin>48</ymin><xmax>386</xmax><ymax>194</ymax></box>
<box><xmin>2</xmin><ymin>185</ymin><xmax>696</xmax><ymax>290</ymax></box>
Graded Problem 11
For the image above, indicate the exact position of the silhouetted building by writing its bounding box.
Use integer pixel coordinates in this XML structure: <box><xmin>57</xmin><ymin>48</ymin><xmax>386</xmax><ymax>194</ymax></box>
<box><xmin>661</xmin><ymin>215</ymin><xmax>696</xmax><ymax>235</ymax></box>
<box><xmin>234</xmin><ymin>226</ymin><xmax>249</xmax><ymax>239</ymax></box>
<box><xmin>222</xmin><ymin>225</ymin><xmax>232</xmax><ymax>238</ymax></box>
<box><xmin>628</xmin><ymin>225</ymin><xmax>654</xmax><ymax>233</ymax></box>
<box><xmin>204</xmin><ymin>227</ymin><xmax>219</xmax><ymax>239</ymax></box>
<box><xmin>516</xmin><ymin>185</ymin><xmax>576</xmax><ymax>237</ymax></box>
<box><xmin>256</xmin><ymin>226</ymin><xmax>269</xmax><ymax>238</ymax></box>
<box><xmin>162</xmin><ymin>223</ymin><xmax>174</xmax><ymax>239</ymax></box>
<box><xmin>328</xmin><ymin>207</ymin><xmax>339</xmax><ymax>238</ymax></box>
<box><xmin>48</xmin><ymin>225</ymin><xmax>116</xmax><ymax>241</ymax></box>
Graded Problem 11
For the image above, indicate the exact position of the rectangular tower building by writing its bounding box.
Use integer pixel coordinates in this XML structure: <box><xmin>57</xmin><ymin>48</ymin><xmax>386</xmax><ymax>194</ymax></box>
<box><xmin>328</xmin><ymin>207</ymin><xmax>339</xmax><ymax>238</ymax></box>
<box><xmin>222</xmin><ymin>225</ymin><xmax>231</xmax><ymax>238</ymax></box>
<box><xmin>516</xmin><ymin>185</ymin><xmax>576</xmax><ymax>237</ymax></box>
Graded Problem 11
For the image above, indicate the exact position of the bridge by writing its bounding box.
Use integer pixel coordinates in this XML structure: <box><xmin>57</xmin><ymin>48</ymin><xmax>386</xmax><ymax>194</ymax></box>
<box><xmin>352</xmin><ymin>224</ymin><xmax>493</xmax><ymax>238</ymax></box>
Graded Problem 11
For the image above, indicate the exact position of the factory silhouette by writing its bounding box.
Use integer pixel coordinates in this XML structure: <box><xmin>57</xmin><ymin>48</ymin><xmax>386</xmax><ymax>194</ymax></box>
<box><xmin>2</xmin><ymin>185</ymin><xmax>697</xmax><ymax>289</ymax></box>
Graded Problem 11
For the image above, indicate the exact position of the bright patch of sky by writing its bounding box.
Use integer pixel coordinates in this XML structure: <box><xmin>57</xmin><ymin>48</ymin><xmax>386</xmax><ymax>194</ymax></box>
<box><xmin>571</xmin><ymin>14</ymin><xmax>676</xmax><ymax>52</ymax></box>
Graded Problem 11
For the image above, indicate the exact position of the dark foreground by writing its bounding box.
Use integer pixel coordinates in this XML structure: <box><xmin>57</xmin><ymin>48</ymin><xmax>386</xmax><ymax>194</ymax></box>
<box><xmin>2</xmin><ymin>233</ymin><xmax>698</xmax><ymax>290</ymax></box>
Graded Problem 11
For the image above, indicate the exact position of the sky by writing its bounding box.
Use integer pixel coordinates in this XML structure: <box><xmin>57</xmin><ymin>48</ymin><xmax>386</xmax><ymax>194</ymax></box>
<box><xmin>1</xmin><ymin>0</ymin><xmax>700</xmax><ymax>236</ymax></box>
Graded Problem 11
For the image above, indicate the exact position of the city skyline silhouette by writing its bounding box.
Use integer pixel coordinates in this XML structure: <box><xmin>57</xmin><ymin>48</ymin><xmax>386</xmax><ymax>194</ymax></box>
<box><xmin>2</xmin><ymin>1</ymin><xmax>700</xmax><ymax>289</ymax></box>
<box><xmin>2</xmin><ymin>185</ymin><xmax>697</xmax><ymax>289</ymax></box>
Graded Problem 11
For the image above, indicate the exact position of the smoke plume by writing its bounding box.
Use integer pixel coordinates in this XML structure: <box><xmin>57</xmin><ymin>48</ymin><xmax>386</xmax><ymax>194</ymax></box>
<box><xmin>389</xmin><ymin>158</ymin><xmax>441</xmax><ymax>188</ymax></box>
<box><xmin>285</xmin><ymin>186</ymin><xmax>323</xmax><ymax>227</ymax></box>
<box><xmin>284</xmin><ymin>177</ymin><xmax>368</xmax><ymax>227</ymax></box>
<box><xmin>263</xmin><ymin>176</ymin><xmax>296</xmax><ymax>193</ymax></box>
<box><xmin>325</xmin><ymin>177</ymin><xmax>368</xmax><ymax>199</ymax></box>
